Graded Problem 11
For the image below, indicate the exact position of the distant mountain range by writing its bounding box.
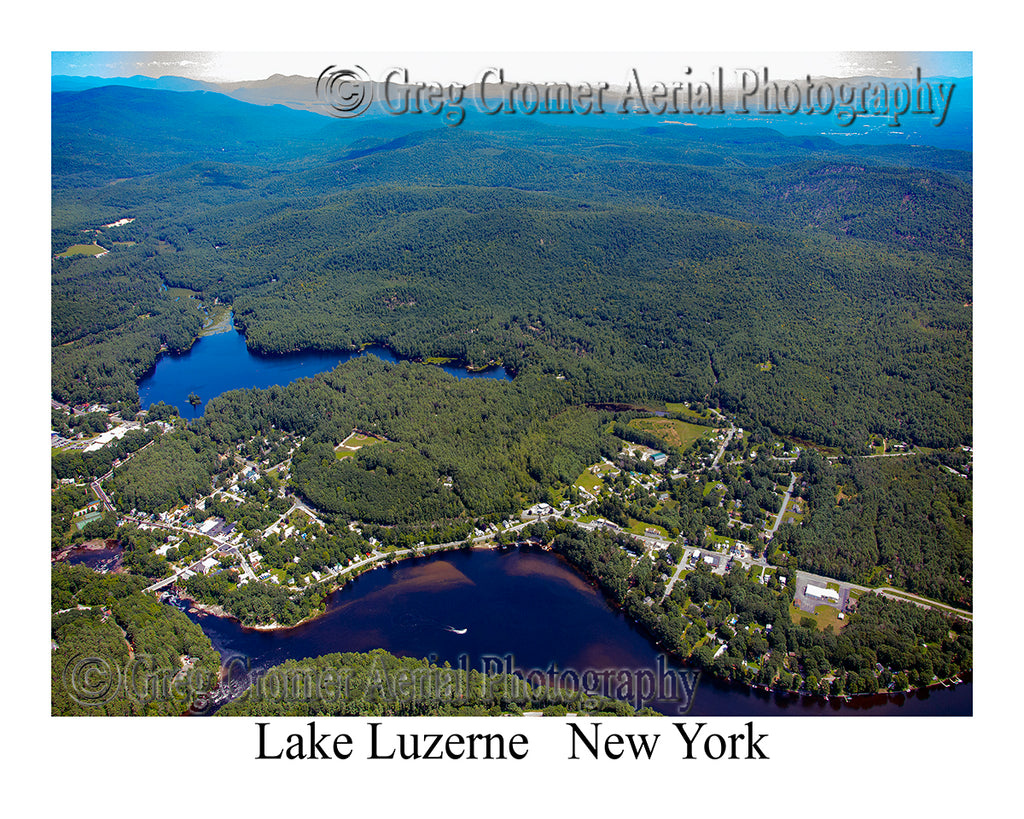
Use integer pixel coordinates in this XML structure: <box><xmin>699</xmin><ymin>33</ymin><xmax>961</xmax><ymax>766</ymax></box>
<box><xmin>52</xmin><ymin>72</ymin><xmax>973</xmax><ymax>151</ymax></box>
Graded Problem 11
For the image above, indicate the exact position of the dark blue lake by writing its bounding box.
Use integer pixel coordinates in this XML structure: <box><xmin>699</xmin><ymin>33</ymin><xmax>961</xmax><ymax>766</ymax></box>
<box><xmin>152</xmin><ymin>318</ymin><xmax>969</xmax><ymax>717</ymax></box>
<box><xmin>138</xmin><ymin>315</ymin><xmax>511</xmax><ymax>415</ymax></box>
<box><xmin>189</xmin><ymin>548</ymin><xmax>971</xmax><ymax>716</ymax></box>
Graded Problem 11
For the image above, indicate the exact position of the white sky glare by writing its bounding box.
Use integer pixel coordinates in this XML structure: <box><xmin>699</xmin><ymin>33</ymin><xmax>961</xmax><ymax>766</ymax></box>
<box><xmin>51</xmin><ymin>51</ymin><xmax>972</xmax><ymax>85</ymax></box>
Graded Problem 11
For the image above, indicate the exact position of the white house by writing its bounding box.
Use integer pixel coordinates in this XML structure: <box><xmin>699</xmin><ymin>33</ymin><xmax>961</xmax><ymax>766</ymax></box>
<box><xmin>200</xmin><ymin>557</ymin><xmax>220</xmax><ymax>574</ymax></box>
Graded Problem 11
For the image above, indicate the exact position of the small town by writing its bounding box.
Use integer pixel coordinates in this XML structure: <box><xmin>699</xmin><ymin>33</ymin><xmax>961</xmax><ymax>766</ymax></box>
<box><xmin>52</xmin><ymin>392</ymin><xmax>973</xmax><ymax>690</ymax></box>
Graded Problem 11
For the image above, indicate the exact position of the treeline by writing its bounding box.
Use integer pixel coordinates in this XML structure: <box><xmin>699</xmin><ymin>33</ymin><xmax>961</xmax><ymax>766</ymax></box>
<box><xmin>612</xmin><ymin>421</ymin><xmax>680</xmax><ymax>469</ymax></box>
<box><xmin>51</xmin><ymin>424</ymin><xmax>160</xmax><ymax>484</ymax></box>
<box><xmin>768</xmin><ymin>451</ymin><xmax>973</xmax><ymax>608</ymax></box>
<box><xmin>684</xmin><ymin>560</ymin><xmax>971</xmax><ymax>694</ymax></box>
<box><xmin>52</xmin><ymin>249</ymin><xmax>206</xmax><ymax>409</ymax></box>
<box><xmin>217</xmin><ymin>648</ymin><xmax>652</xmax><ymax>717</ymax></box>
<box><xmin>221</xmin><ymin>192</ymin><xmax>970</xmax><ymax>449</ymax></box>
<box><xmin>183</xmin><ymin>571</ymin><xmax>328</xmax><ymax>628</ymax></box>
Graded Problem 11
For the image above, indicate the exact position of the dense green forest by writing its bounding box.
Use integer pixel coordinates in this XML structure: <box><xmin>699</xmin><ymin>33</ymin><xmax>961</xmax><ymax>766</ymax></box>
<box><xmin>51</xmin><ymin>82</ymin><xmax>972</xmax><ymax>704</ymax></box>
<box><xmin>217</xmin><ymin>648</ymin><xmax>653</xmax><ymax>717</ymax></box>
<box><xmin>197</xmin><ymin>355</ymin><xmax>615</xmax><ymax>522</ymax></box>
<box><xmin>548</xmin><ymin>523</ymin><xmax>971</xmax><ymax>693</ymax></box>
<box><xmin>108</xmin><ymin>429</ymin><xmax>228</xmax><ymax>514</ymax></box>
<box><xmin>51</xmin><ymin>564</ymin><xmax>221</xmax><ymax>715</ymax></box>
<box><xmin>768</xmin><ymin>451</ymin><xmax>973</xmax><ymax>608</ymax></box>
<box><xmin>53</xmin><ymin>84</ymin><xmax>971</xmax><ymax>451</ymax></box>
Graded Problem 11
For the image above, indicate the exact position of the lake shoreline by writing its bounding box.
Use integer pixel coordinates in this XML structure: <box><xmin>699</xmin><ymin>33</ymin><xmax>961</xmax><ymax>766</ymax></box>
<box><xmin>170</xmin><ymin>545</ymin><xmax>971</xmax><ymax>715</ymax></box>
<box><xmin>137</xmin><ymin>313</ymin><xmax>513</xmax><ymax>415</ymax></box>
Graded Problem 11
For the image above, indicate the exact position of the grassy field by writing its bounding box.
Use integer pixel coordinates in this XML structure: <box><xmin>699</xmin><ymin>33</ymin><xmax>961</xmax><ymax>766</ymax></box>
<box><xmin>335</xmin><ymin>430</ymin><xmax>385</xmax><ymax>457</ymax></box>
<box><xmin>665</xmin><ymin>402</ymin><xmax>715</xmax><ymax>422</ymax></box>
<box><xmin>56</xmin><ymin>243</ymin><xmax>106</xmax><ymax>258</ymax></box>
<box><xmin>574</xmin><ymin>469</ymin><xmax>604</xmax><ymax>494</ymax></box>
<box><xmin>628</xmin><ymin>417</ymin><xmax>711</xmax><ymax>452</ymax></box>
<box><xmin>782</xmin><ymin>436</ymin><xmax>844</xmax><ymax>458</ymax></box>
<box><xmin>789</xmin><ymin>603</ymin><xmax>848</xmax><ymax>632</ymax></box>
<box><xmin>626</xmin><ymin>519</ymin><xmax>669</xmax><ymax>538</ymax></box>
<box><xmin>703</xmin><ymin>480</ymin><xmax>725</xmax><ymax>497</ymax></box>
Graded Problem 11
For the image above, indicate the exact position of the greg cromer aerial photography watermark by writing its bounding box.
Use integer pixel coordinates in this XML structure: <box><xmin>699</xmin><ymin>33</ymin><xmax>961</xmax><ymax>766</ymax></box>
<box><xmin>61</xmin><ymin>651</ymin><xmax>217</xmax><ymax>708</ymax></box>
<box><xmin>316</xmin><ymin>64</ymin><xmax>956</xmax><ymax>127</ymax></box>
<box><xmin>61</xmin><ymin>650</ymin><xmax>700</xmax><ymax>714</ymax></box>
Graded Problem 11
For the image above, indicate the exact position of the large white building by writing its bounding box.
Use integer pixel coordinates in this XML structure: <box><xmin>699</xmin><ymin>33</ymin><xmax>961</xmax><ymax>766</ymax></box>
<box><xmin>805</xmin><ymin>584</ymin><xmax>840</xmax><ymax>602</ymax></box>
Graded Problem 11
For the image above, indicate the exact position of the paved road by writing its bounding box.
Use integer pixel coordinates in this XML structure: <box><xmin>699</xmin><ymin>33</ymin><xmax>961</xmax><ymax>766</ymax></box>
<box><xmin>91</xmin><ymin>479</ymin><xmax>115</xmax><ymax>512</ymax></box>
<box><xmin>662</xmin><ymin>556</ymin><xmax>689</xmax><ymax>600</ymax></box>
<box><xmin>766</xmin><ymin>473</ymin><xmax>797</xmax><ymax>538</ymax></box>
<box><xmin>263</xmin><ymin>497</ymin><xmax>326</xmax><ymax>537</ymax></box>
<box><xmin>792</xmin><ymin>569</ymin><xmax>973</xmax><ymax>622</ymax></box>
<box><xmin>138</xmin><ymin>499</ymin><xmax>974</xmax><ymax>625</ymax></box>
<box><xmin>710</xmin><ymin>425</ymin><xmax>737</xmax><ymax>469</ymax></box>
<box><xmin>870</xmin><ymin>587</ymin><xmax>973</xmax><ymax>620</ymax></box>
<box><xmin>89</xmin><ymin>438</ymin><xmax>156</xmax><ymax>512</ymax></box>
<box><xmin>135</xmin><ymin>517</ymin><xmax>244</xmax><ymax>592</ymax></box>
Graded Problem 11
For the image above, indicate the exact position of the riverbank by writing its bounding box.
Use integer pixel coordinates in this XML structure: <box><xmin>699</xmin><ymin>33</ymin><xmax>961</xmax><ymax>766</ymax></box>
<box><xmin>174</xmin><ymin>545</ymin><xmax>971</xmax><ymax>717</ymax></box>
<box><xmin>172</xmin><ymin>541</ymin><xmax>473</xmax><ymax>632</ymax></box>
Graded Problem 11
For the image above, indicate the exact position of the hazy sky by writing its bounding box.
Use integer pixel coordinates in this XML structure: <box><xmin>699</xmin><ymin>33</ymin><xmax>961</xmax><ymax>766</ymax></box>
<box><xmin>52</xmin><ymin>51</ymin><xmax>972</xmax><ymax>85</ymax></box>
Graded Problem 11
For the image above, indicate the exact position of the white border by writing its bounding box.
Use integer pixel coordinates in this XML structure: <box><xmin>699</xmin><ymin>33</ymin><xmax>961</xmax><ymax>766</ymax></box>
<box><xmin>16</xmin><ymin>2</ymin><xmax>1013</xmax><ymax>814</ymax></box>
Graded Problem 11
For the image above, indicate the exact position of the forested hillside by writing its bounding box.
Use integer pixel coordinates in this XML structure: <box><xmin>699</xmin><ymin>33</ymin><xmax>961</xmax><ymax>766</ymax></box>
<box><xmin>52</xmin><ymin>83</ymin><xmax>971</xmax><ymax>452</ymax></box>
<box><xmin>198</xmin><ymin>356</ymin><xmax>614</xmax><ymax>522</ymax></box>
<box><xmin>769</xmin><ymin>450</ymin><xmax>973</xmax><ymax>607</ymax></box>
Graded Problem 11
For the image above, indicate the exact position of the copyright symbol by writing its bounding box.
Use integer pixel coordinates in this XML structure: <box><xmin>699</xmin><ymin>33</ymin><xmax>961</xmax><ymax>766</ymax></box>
<box><xmin>64</xmin><ymin>655</ymin><xmax>121</xmax><ymax>706</ymax></box>
<box><xmin>316</xmin><ymin>65</ymin><xmax>374</xmax><ymax>118</ymax></box>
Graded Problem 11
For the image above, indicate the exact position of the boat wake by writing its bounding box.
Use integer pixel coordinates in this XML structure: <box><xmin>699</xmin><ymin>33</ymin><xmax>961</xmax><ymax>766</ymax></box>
<box><xmin>396</xmin><ymin>612</ymin><xmax>467</xmax><ymax>635</ymax></box>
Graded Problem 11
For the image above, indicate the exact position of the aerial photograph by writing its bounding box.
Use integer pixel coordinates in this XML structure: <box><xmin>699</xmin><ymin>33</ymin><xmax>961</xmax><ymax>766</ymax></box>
<box><xmin>50</xmin><ymin>46</ymin><xmax>975</xmax><ymax>734</ymax></box>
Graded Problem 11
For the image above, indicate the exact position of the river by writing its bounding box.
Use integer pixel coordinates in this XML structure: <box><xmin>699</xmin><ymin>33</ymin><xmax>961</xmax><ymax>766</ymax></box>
<box><xmin>185</xmin><ymin>547</ymin><xmax>971</xmax><ymax>716</ymax></box>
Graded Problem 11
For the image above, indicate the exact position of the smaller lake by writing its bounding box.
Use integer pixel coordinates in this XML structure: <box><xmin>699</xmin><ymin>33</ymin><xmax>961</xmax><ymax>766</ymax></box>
<box><xmin>138</xmin><ymin>315</ymin><xmax>511</xmax><ymax>415</ymax></box>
